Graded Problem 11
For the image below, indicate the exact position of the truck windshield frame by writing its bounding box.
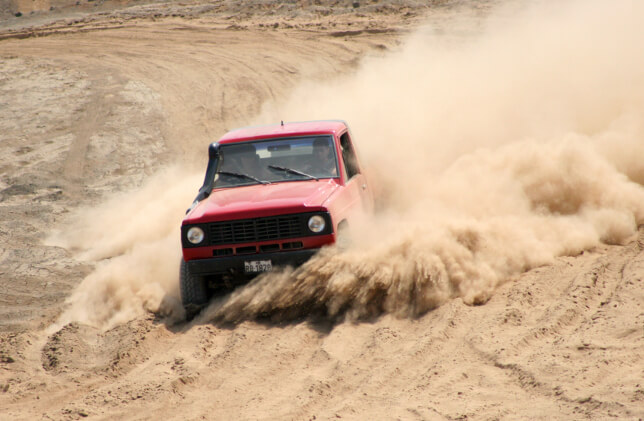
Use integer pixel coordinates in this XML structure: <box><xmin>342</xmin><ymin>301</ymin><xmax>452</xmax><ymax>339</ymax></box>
<box><xmin>213</xmin><ymin>135</ymin><xmax>339</xmax><ymax>188</ymax></box>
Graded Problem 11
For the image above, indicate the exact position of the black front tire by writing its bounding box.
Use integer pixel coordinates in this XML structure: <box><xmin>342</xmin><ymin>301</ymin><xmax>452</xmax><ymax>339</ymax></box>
<box><xmin>180</xmin><ymin>259</ymin><xmax>210</xmax><ymax>320</ymax></box>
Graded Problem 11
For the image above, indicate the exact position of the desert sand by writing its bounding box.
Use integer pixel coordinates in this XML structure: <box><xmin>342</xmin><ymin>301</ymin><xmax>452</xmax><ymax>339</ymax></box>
<box><xmin>1</xmin><ymin>0</ymin><xmax>643</xmax><ymax>420</ymax></box>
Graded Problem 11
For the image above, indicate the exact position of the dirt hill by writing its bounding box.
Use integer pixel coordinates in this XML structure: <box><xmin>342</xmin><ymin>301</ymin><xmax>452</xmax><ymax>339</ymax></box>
<box><xmin>1</xmin><ymin>1</ymin><xmax>643</xmax><ymax>419</ymax></box>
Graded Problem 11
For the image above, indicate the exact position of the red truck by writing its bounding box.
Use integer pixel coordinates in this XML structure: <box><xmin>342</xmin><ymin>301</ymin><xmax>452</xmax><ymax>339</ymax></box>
<box><xmin>180</xmin><ymin>120</ymin><xmax>373</xmax><ymax>318</ymax></box>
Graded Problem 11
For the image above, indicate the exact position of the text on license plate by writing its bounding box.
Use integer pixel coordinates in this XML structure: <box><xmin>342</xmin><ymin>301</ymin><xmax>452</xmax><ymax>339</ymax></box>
<box><xmin>244</xmin><ymin>260</ymin><xmax>273</xmax><ymax>273</ymax></box>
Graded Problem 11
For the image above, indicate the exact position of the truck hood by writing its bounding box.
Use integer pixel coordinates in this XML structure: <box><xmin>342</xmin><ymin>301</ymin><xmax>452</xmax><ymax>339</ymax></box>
<box><xmin>185</xmin><ymin>179</ymin><xmax>340</xmax><ymax>223</ymax></box>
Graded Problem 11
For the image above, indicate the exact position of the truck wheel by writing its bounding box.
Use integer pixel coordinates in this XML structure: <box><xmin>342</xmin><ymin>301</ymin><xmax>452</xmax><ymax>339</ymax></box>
<box><xmin>180</xmin><ymin>259</ymin><xmax>210</xmax><ymax>320</ymax></box>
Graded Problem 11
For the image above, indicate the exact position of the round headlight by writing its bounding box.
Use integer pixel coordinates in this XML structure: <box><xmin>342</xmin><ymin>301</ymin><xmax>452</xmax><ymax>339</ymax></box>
<box><xmin>308</xmin><ymin>215</ymin><xmax>326</xmax><ymax>233</ymax></box>
<box><xmin>187</xmin><ymin>227</ymin><xmax>205</xmax><ymax>244</ymax></box>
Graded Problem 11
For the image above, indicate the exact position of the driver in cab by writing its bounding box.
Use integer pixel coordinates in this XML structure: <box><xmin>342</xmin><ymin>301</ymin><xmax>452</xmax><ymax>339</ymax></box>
<box><xmin>305</xmin><ymin>137</ymin><xmax>337</xmax><ymax>177</ymax></box>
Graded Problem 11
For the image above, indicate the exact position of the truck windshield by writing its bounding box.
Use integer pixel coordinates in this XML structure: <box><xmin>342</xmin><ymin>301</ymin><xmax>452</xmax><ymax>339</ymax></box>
<box><xmin>214</xmin><ymin>135</ymin><xmax>338</xmax><ymax>187</ymax></box>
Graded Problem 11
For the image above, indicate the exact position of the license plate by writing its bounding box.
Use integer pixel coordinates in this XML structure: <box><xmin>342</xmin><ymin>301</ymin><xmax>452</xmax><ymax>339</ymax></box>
<box><xmin>244</xmin><ymin>260</ymin><xmax>273</xmax><ymax>273</ymax></box>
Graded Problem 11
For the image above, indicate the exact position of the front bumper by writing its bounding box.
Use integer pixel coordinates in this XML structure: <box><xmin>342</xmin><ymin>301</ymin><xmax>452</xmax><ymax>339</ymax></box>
<box><xmin>187</xmin><ymin>249</ymin><xmax>319</xmax><ymax>276</ymax></box>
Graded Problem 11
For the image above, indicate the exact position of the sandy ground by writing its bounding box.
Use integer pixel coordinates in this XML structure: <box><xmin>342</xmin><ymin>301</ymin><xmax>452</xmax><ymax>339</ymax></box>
<box><xmin>1</xmin><ymin>1</ymin><xmax>644</xmax><ymax>420</ymax></box>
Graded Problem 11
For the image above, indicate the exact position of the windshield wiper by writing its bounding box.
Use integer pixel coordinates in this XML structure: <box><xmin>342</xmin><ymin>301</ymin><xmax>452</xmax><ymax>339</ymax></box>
<box><xmin>268</xmin><ymin>165</ymin><xmax>318</xmax><ymax>181</ymax></box>
<box><xmin>217</xmin><ymin>171</ymin><xmax>270</xmax><ymax>185</ymax></box>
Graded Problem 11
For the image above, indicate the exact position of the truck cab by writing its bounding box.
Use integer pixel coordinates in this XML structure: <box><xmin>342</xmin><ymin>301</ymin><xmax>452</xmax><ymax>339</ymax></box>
<box><xmin>180</xmin><ymin>120</ymin><xmax>372</xmax><ymax>318</ymax></box>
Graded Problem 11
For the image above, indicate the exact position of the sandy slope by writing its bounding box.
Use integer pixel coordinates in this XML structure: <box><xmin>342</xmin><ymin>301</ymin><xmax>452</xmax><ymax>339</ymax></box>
<box><xmin>2</xmin><ymin>235</ymin><xmax>643</xmax><ymax>420</ymax></box>
<box><xmin>1</xmin><ymin>1</ymin><xmax>643</xmax><ymax>420</ymax></box>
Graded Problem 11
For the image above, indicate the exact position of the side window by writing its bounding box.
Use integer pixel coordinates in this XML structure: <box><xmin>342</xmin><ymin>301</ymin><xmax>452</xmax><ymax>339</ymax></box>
<box><xmin>340</xmin><ymin>132</ymin><xmax>360</xmax><ymax>179</ymax></box>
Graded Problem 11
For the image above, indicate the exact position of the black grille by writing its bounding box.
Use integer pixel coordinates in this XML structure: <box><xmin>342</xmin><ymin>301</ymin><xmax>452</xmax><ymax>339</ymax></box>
<box><xmin>208</xmin><ymin>215</ymin><xmax>303</xmax><ymax>245</ymax></box>
<box><xmin>213</xmin><ymin>248</ymin><xmax>233</xmax><ymax>257</ymax></box>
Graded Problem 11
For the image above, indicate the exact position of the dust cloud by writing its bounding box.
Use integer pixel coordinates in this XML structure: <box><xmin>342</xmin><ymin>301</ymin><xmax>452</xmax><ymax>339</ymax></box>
<box><xmin>205</xmin><ymin>0</ymin><xmax>644</xmax><ymax>322</ymax></box>
<box><xmin>48</xmin><ymin>167</ymin><xmax>200</xmax><ymax>330</ymax></box>
<box><xmin>54</xmin><ymin>0</ymin><xmax>644</xmax><ymax>328</ymax></box>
